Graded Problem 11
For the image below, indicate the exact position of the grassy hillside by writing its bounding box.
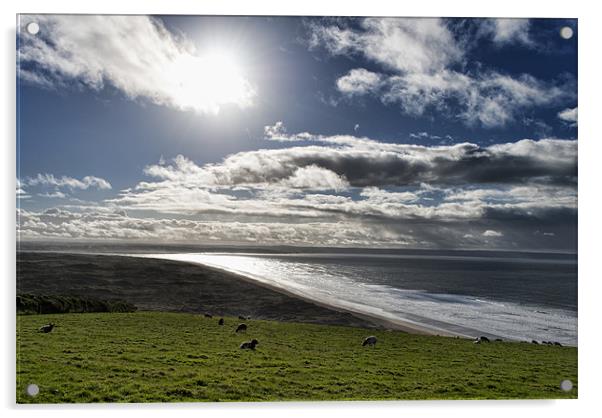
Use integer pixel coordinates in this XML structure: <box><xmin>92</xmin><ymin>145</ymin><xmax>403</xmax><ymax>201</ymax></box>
<box><xmin>16</xmin><ymin>312</ymin><xmax>577</xmax><ymax>403</ymax></box>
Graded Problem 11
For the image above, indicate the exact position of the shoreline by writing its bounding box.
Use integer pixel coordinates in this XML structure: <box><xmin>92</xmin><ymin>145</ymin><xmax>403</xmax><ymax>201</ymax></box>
<box><xmin>127</xmin><ymin>253</ymin><xmax>482</xmax><ymax>338</ymax></box>
<box><xmin>18</xmin><ymin>250</ymin><xmax>569</xmax><ymax>343</ymax></box>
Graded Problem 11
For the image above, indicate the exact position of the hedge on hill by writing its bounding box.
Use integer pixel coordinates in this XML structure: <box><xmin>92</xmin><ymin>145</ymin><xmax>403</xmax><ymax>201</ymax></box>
<box><xmin>17</xmin><ymin>294</ymin><xmax>137</xmax><ymax>314</ymax></box>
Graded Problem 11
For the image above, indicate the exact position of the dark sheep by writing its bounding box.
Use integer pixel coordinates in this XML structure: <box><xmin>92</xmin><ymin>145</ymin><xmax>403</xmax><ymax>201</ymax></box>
<box><xmin>554</xmin><ymin>342</ymin><xmax>563</xmax><ymax>347</ymax></box>
<box><xmin>479</xmin><ymin>336</ymin><xmax>490</xmax><ymax>343</ymax></box>
<box><xmin>240</xmin><ymin>339</ymin><xmax>259</xmax><ymax>350</ymax></box>
<box><xmin>532</xmin><ymin>340</ymin><xmax>539</xmax><ymax>344</ymax></box>
<box><xmin>238</xmin><ymin>315</ymin><xmax>246</xmax><ymax>320</ymax></box>
<box><xmin>204</xmin><ymin>313</ymin><xmax>213</xmax><ymax>318</ymax></box>
<box><xmin>236</xmin><ymin>323</ymin><xmax>247</xmax><ymax>333</ymax></box>
<box><xmin>362</xmin><ymin>336</ymin><xmax>377</xmax><ymax>347</ymax></box>
<box><xmin>218</xmin><ymin>318</ymin><xmax>224</xmax><ymax>326</ymax></box>
<box><xmin>39</xmin><ymin>323</ymin><xmax>55</xmax><ymax>333</ymax></box>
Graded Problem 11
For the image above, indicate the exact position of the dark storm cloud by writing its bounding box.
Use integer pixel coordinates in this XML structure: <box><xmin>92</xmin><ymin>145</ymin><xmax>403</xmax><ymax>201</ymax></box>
<box><xmin>143</xmin><ymin>137</ymin><xmax>576</xmax><ymax>189</ymax></box>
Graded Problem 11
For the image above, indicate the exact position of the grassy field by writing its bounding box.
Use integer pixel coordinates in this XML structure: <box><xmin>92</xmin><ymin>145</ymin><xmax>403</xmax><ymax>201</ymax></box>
<box><xmin>16</xmin><ymin>312</ymin><xmax>577</xmax><ymax>403</ymax></box>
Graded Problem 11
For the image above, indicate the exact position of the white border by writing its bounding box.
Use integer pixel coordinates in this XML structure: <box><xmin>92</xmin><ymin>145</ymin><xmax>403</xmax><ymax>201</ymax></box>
<box><xmin>2</xmin><ymin>1</ymin><xmax>600</xmax><ymax>417</ymax></box>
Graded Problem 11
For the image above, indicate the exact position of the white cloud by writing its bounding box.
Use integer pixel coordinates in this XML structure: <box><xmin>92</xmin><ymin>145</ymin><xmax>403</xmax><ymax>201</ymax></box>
<box><xmin>336</xmin><ymin>68</ymin><xmax>382</xmax><ymax>96</ymax></box>
<box><xmin>24</xmin><ymin>174</ymin><xmax>112</xmax><ymax>190</ymax></box>
<box><xmin>308</xmin><ymin>18</ymin><xmax>574</xmax><ymax>128</ymax></box>
<box><xmin>558</xmin><ymin>107</ymin><xmax>578</xmax><ymax>127</ymax></box>
<box><xmin>17</xmin><ymin>208</ymin><xmax>416</xmax><ymax>247</ymax></box>
<box><xmin>279</xmin><ymin>165</ymin><xmax>349</xmax><ymax>191</ymax></box>
<box><xmin>482</xmin><ymin>19</ymin><xmax>533</xmax><ymax>47</ymax></box>
<box><xmin>264</xmin><ymin>121</ymin><xmax>287</xmax><ymax>138</ymax></box>
<box><xmin>16</xmin><ymin>178</ymin><xmax>31</xmax><ymax>199</ymax></box>
<box><xmin>38</xmin><ymin>191</ymin><xmax>67</xmax><ymax>199</ymax></box>
<box><xmin>18</xmin><ymin>15</ymin><xmax>256</xmax><ymax>115</ymax></box>
<box><xmin>409</xmin><ymin>132</ymin><xmax>429</xmax><ymax>140</ymax></box>
<box><xmin>309</xmin><ymin>18</ymin><xmax>463</xmax><ymax>74</ymax></box>
<box><xmin>483</xmin><ymin>229</ymin><xmax>503</xmax><ymax>237</ymax></box>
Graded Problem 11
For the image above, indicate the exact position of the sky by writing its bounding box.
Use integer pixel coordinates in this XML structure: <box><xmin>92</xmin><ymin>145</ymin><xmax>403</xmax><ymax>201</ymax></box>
<box><xmin>16</xmin><ymin>15</ymin><xmax>578</xmax><ymax>250</ymax></box>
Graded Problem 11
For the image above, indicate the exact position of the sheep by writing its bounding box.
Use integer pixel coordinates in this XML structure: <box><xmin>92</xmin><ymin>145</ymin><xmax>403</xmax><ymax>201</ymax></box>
<box><xmin>218</xmin><ymin>318</ymin><xmax>224</xmax><ymax>326</ymax></box>
<box><xmin>362</xmin><ymin>336</ymin><xmax>377</xmax><ymax>347</ymax></box>
<box><xmin>479</xmin><ymin>336</ymin><xmax>490</xmax><ymax>343</ymax></box>
<box><xmin>554</xmin><ymin>342</ymin><xmax>563</xmax><ymax>347</ymax></box>
<box><xmin>238</xmin><ymin>315</ymin><xmax>246</xmax><ymax>320</ymax></box>
<box><xmin>531</xmin><ymin>340</ymin><xmax>539</xmax><ymax>344</ymax></box>
<box><xmin>39</xmin><ymin>323</ymin><xmax>55</xmax><ymax>333</ymax></box>
<box><xmin>204</xmin><ymin>313</ymin><xmax>213</xmax><ymax>318</ymax></box>
<box><xmin>236</xmin><ymin>323</ymin><xmax>247</xmax><ymax>333</ymax></box>
<box><xmin>240</xmin><ymin>339</ymin><xmax>259</xmax><ymax>350</ymax></box>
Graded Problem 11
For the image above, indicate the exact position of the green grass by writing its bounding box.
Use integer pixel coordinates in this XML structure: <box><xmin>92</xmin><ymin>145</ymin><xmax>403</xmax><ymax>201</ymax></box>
<box><xmin>16</xmin><ymin>312</ymin><xmax>577</xmax><ymax>403</ymax></box>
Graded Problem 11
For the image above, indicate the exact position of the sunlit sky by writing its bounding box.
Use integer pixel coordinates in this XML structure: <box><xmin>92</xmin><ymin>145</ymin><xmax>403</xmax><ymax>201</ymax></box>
<box><xmin>17</xmin><ymin>15</ymin><xmax>577</xmax><ymax>250</ymax></box>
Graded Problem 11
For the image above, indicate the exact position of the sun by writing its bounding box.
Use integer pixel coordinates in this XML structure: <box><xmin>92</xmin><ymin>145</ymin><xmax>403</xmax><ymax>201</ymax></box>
<box><xmin>171</xmin><ymin>48</ymin><xmax>255</xmax><ymax>114</ymax></box>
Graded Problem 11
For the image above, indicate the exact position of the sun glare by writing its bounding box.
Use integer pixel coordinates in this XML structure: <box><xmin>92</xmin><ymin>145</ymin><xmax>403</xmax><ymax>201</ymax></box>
<box><xmin>171</xmin><ymin>49</ymin><xmax>255</xmax><ymax>114</ymax></box>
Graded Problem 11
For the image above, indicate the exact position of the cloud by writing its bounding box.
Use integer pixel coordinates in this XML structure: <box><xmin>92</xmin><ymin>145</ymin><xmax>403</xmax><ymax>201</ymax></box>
<box><xmin>139</xmin><ymin>138</ymin><xmax>576</xmax><ymax>191</ymax></box>
<box><xmin>262</xmin><ymin>124</ymin><xmax>577</xmax><ymax>187</ymax></box>
<box><xmin>18</xmin><ymin>192</ymin><xmax>576</xmax><ymax>249</ymax></box>
<box><xmin>24</xmin><ymin>174</ymin><xmax>112</xmax><ymax>190</ymax></box>
<box><xmin>263</xmin><ymin>120</ymin><xmax>288</xmax><ymax>138</ymax></box>
<box><xmin>307</xmin><ymin>18</ymin><xmax>574</xmax><ymax>128</ymax></box>
<box><xmin>483</xmin><ymin>229</ymin><xmax>503</xmax><ymax>237</ymax></box>
<box><xmin>18</xmin><ymin>15</ymin><xmax>256</xmax><ymax>114</ymax></box>
<box><xmin>336</xmin><ymin>68</ymin><xmax>382</xmax><ymax>96</ymax></box>
<box><xmin>17</xmin><ymin>208</ymin><xmax>417</xmax><ymax>247</ymax></box>
<box><xmin>278</xmin><ymin>165</ymin><xmax>349</xmax><ymax>191</ymax></box>
<box><xmin>18</xmin><ymin>133</ymin><xmax>577</xmax><ymax>250</ymax></box>
<box><xmin>38</xmin><ymin>191</ymin><xmax>67</xmax><ymax>199</ymax></box>
<box><xmin>308</xmin><ymin>18</ymin><xmax>463</xmax><ymax>74</ymax></box>
<box><xmin>103</xmin><ymin>127</ymin><xmax>576</xmax><ymax>240</ymax></box>
<box><xmin>558</xmin><ymin>107</ymin><xmax>578</xmax><ymax>127</ymax></box>
<box><xmin>480</xmin><ymin>19</ymin><xmax>533</xmax><ymax>47</ymax></box>
<box><xmin>16</xmin><ymin>178</ymin><xmax>31</xmax><ymax>200</ymax></box>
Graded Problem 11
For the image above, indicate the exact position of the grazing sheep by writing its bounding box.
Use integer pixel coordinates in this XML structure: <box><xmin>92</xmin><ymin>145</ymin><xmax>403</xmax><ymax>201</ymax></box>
<box><xmin>236</xmin><ymin>323</ymin><xmax>247</xmax><ymax>333</ymax></box>
<box><xmin>204</xmin><ymin>313</ymin><xmax>213</xmax><ymax>318</ymax></box>
<box><xmin>39</xmin><ymin>323</ymin><xmax>55</xmax><ymax>333</ymax></box>
<box><xmin>238</xmin><ymin>315</ymin><xmax>246</xmax><ymax>320</ymax></box>
<box><xmin>218</xmin><ymin>318</ymin><xmax>224</xmax><ymax>326</ymax></box>
<box><xmin>554</xmin><ymin>342</ymin><xmax>563</xmax><ymax>347</ymax></box>
<box><xmin>240</xmin><ymin>339</ymin><xmax>259</xmax><ymax>350</ymax></box>
<box><xmin>532</xmin><ymin>340</ymin><xmax>539</xmax><ymax>344</ymax></box>
<box><xmin>479</xmin><ymin>336</ymin><xmax>490</xmax><ymax>343</ymax></box>
<box><xmin>362</xmin><ymin>336</ymin><xmax>377</xmax><ymax>347</ymax></box>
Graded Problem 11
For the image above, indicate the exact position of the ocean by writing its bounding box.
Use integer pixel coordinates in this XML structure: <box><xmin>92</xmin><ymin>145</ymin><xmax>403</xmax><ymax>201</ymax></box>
<box><xmin>134</xmin><ymin>250</ymin><xmax>578</xmax><ymax>346</ymax></box>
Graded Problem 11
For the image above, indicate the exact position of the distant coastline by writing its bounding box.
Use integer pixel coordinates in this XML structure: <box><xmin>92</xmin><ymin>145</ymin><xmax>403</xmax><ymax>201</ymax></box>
<box><xmin>17</xmin><ymin>251</ymin><xmax>379</xmax><ymax>329</ymax></box>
